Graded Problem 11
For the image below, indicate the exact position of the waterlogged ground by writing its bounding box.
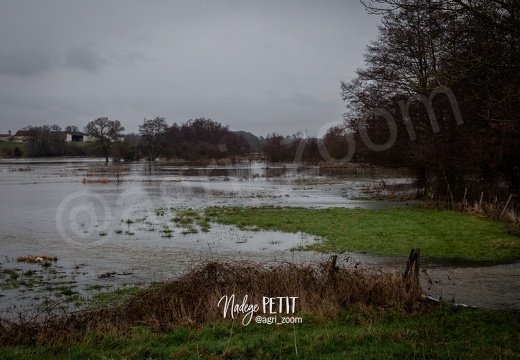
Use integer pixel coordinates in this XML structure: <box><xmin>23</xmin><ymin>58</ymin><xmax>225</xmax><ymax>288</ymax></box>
<box><xmin>0</xmin><ymin>159</ymin><xmax>518</xmax><ymax>315</ymax></box>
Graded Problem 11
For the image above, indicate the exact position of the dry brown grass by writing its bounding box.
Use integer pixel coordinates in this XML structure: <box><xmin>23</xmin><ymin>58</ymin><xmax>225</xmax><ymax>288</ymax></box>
<box><xmin>16</xmin><ymin>255</ymin><xmax>58</xmax><ymax>263</ymax></box>
<box><xmin>82</xmin><ymin>177</ymin><xmax>113</xmax><ymax>184</ymax></box>
<box><xmin>421</xmin><ymin>193</ymin><xmax>520</xmax><ymax>230</ymax></box>
<box><xmin>0</xmin><ymin>259</ymin><xmax>422</xmax><ymax>346</ymax></box>
<box><xmin>465</xmin><ymin>201</ymin><xmax>520</xmax><ymax>225</ymax></box>
<box><xmin>85</xmin><ymin>167</ymin><xmax>131</xmax><ymax>175</ymax></box>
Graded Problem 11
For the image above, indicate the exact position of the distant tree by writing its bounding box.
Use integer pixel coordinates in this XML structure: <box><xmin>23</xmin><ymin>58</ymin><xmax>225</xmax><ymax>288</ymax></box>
<box><xmin>155</xmin><ymin>118</ymin><xmax>261</xmax><ymax>161</ymax></box>
<box><xmin>13</xmin><ymin>146</ymin><xmax>22</xmax><ymax>157</ymax></box>
<box><xmin>264</xmin><ymin>133</ymin><xmax>286</xmax><ymax>162</ymax></box>
<box><xmin>322</xmin><ymin>125</ymin><xmax>352</xmax><ymax>162</ymax></box>
<box><xmin>138</xmin><ymin>117</ymin><xmax>169</xmax><ymax>161</ymax></box>
<box><xmin>110</xmin><ymin>138</ymin><xmax>140</xmax><ymax>161</ymax></box>
<box><xmin>65</xmin><ymin>125</ymin><xmax>80</xmax><ymax>133</ymax></box>
<box><xmin>183</xmin><ymin>118</ymin><xmax>228</xmax><ymax>143</ymax></box>
<box><xmin>234</xmin><ymin>131</ymin><xmax>261</xmax><ymax>150</ymax></box>
<box><xmin>220</xmin><ymin>132</ymin><xmax>250</xmax><ymax>161</ymax></box>
<box><xmin>301</xmin><ymin>137</ymin><xmax>321</xmax><ymax>163</ymax></box>
<box><xmin>111</xmin><ymin>135</ymin><xmax>140</xmax><ymax>162</ymax></box>
<box><xmin>163</xmin><ymin>123</ymin><xmax>181</xmax><ymax>159</ymax></box>
<box><xmin>84</xmin><ymin>117</ymin><xmax>125</xmax><ymax>163</ymax></box>
<box><xmin>122</xmin><ymin>133</ymin><xmax>141</xmax><ymax>161</ymax></box>
<box><xmin>163</xmin><ymin>117</ymin><xmax>247</xmax><ymax>161</ymax></box>
<box><xmin>24</xmin><ymin>126</ymin><xmax>66</xmax><ymax>157</ymax></box>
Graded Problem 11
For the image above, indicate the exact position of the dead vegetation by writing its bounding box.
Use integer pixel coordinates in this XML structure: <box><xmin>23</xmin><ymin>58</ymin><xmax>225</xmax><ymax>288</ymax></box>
<box><xmin>82</xmin><ymin>177</ymin><xmax>114</xmax><ymax>184</ymax></box>
<box><xmin>16</xmin><ymin>255</ymin><xmax>58</xmax><ymax>263</ymax></box>
<box><xmin>464</xmin><ymin>199</ymin><xmax>520</xmax><ymax>225</ymax></box>
<box><xmin>85</xmin><ymin>166</ymin><xmax>131</xmax><ymax>175</ymax></box>
<box><xmin>0</xmin><ymin>258</ymin><xmax>422</xmax><ymax>346</ymax></box>
<box><xmin>425</xmin><ymin>193</ymin><xmax>520</xmax><ymax>232</ymax></box>
<box><xmin>13</xmin><ymin>167</ymin><xmax>32</xmax><ymax>172</ymax></box>
<box><xmin>369</xmin><ymin>180</ymin><xmax>520</xmax><ymax>232</ymax></box>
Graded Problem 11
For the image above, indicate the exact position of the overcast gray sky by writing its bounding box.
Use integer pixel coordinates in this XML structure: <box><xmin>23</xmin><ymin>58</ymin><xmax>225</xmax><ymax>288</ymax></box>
<box><xmin>0</xmin><ymin>0</ymin><xmax>381</xmax><ymax>137</ymax></box>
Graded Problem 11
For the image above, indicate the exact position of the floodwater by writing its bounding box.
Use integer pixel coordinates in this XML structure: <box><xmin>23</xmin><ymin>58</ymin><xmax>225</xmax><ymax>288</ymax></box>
<box><xmin>0</xmin><ymin>159</ymin><xmax>518</xmax><ymax>314</ymax></box>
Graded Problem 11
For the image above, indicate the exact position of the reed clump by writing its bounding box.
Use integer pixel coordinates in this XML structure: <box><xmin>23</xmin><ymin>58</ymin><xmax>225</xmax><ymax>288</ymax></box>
<box><xmin>0</xmin><ymin>259</ymin><xmax>422</xmax><ymax>346</ymax></box>
<box><xmin>460</xmin><ymin>197</ymin><xmax>520</xmax><ymax>237</ymax></box>
<box><xmin>466</xmin><ymin>202</ymin><xmax>520</xmax><ymax>224</ymax></box>
<box><xmin>16</xmin><ymin>255</ymin><xmax>58</xmax><ymax>263</ymax></box>
<box><xmin>421</xmin><ymin>193</ymin><xmax>520</xmax><ymax>232</ymax></box>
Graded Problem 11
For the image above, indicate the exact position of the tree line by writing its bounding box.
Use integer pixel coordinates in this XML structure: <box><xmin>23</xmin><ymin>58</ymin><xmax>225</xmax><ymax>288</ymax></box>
<box><xmin>4</xmin><ymin>117</ymin><xmax>339</xmax><ymax>164</ymax></box>
<box><xmin>132</xmin><ymin>117</ymin><xmax>326</xmax><ymax>163</ymax></box>
<box><xmin>335</xmin><ymin>0</ymin><xmax>520</xmax><ymax>201</ymax></box>
<box><xmin>13</xmin><ymin>125</ymin><xmax>89</xmax><ymax>158</ymax></box>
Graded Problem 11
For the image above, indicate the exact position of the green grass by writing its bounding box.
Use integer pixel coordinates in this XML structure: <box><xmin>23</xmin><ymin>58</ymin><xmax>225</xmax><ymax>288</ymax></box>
<box><xmin>0</xmin><ymin>141</ymin><xmax>26</xmax><ymax>156</ymax></box>
<box><xmin>0</xmin><ymin>305</ymin><xmax>518</xmax><ymax>359</ymax></box>
<box><xmin>88</xmin><ymin>284</ymin><xmax>147</xmax><ymax>307</ymax></box>
<box><xmin>169</xmin><ymin>208</ymin><xmax>212</xmax><ymax>233</ymax></box>
<box><xmin>68</xmin><ymin>141</ymin><xmax>92</xmax><ymax>149</ymax></box>
<box><xmin>206</xmin><ymin>207</ymin><xmax>520</xmax><ymax>262</ymax></box>
<box><xmin>1</xmin><ymin>258</ymin><xmax>518</xmax><ymax>358</ymax></box>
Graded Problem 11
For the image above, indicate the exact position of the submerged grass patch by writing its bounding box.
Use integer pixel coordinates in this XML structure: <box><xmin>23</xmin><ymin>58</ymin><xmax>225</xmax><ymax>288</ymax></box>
<box><xmin>168</xmin><ymin>208</ymin><xmax>211</xmax><ymax>234</ymax></box>
<box><xmin>206</xmin><ymin>207</ymin><xmax>520</xmax><ymax>262</ymax></box>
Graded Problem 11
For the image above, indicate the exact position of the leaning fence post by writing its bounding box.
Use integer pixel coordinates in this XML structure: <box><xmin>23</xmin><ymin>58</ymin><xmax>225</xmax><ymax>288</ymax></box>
<box><xmin>501</xmin><ymin>194</ymin><xmax>514</xmax><ymax>219</ymax></box>
<box><xmin>403</xmin><ymin>248</ymin><xmax>420</xmax><ymax>281</ymax></box>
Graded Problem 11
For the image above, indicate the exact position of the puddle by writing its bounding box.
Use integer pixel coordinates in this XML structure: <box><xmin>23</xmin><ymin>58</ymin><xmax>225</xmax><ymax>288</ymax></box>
<box><xmin>0</xmin><ymin>224</ymin><xmax>321</xmax><ymax>316</ymax></box>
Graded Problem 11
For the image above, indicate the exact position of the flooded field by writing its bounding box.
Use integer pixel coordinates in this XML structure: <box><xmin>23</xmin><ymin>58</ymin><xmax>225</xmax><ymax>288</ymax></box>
<box><xmin>0</xmin><ymin>159</ymin><xmax>518</xmax><ymax>315</ymax></box>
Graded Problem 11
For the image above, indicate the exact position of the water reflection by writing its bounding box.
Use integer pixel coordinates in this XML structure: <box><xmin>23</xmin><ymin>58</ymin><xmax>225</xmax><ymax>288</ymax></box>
<box><xmin>141</xmin><ymin>161</ymin><xmax>412</xmax><ymax>180</ymax></box>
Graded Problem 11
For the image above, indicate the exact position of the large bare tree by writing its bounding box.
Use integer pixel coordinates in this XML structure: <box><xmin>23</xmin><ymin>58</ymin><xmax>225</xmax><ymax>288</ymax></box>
<box><xmin>342</xmin><ymin>0</ymin><xmax>520</xmax><ymax>200</ymax></box>
<box><xmin>138</xmin><ymin>117</ymin><xmax>169</xmax><ymax>161</ymax></box>
<box><xmin>84</xmin><ymin>117</ymin><xmax>125</xmax><ymax>163</ymax></box>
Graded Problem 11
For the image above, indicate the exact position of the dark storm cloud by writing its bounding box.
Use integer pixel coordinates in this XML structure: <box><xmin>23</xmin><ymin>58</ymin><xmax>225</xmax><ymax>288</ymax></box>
<box><xmin>0</xmin><ymin>46</ymin><xmax>57</xmax><ymax>76</ymax></box>
<box><xmin>0</xmin><ymin>45</ymin><xmax>145</xmax><ymax>76</ymax></box>
<box><xmin>0</xmin><ymin>1</ymin><xmax>382</xmax><ymax>136</ymax></box>
<box><xmin>65</xmin><ymin>45</ymin><xmax>107</xmax><ymax>73</ymax></box>
<box><xmin>110</xmin><ymin>50</ymin><xmax>148</xmax><ymax>66</ymax></box>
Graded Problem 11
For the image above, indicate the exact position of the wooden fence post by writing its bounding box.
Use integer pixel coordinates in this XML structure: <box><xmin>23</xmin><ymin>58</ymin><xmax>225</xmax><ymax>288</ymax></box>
<box><xmin>403</xmin><ymin>248</ymin><xmax>420</xmax><ymax>281</ymax></box>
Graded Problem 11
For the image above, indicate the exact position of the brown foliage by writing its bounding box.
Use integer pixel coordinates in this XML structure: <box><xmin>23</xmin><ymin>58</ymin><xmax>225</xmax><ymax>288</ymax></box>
<box><xmin>0</xmin><ymin>259</ymin><xmax>422</xmax><ymax>346</ymax></box>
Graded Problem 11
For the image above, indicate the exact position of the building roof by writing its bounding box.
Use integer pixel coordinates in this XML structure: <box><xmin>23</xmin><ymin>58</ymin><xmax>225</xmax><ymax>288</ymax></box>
<box><xmin>14</xmin><ymin>130</ymin><xmax>32</xmax><ymax>137</ymax></box>
<box><xmin>66</xmin><ymin>131</ymin><xmax>85</xmax><ymax>136</ymax></box>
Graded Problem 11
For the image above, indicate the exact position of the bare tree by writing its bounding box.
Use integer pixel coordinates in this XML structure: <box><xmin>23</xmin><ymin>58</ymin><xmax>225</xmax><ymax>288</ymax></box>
<box><xmin>65</xmin><ymin>125</ymin><xmax>80</xmax><ymax>133</ymax></box>
<box><xmin>342</xmin><ymin>0</ymin><xmax>520</xmax><ymax>199</ymax></box>
<box><xmin>138</xmin><ymin>117</ymin><xmax>169</xmax><ymax>161</ymax></box>
<box><xmin>322</xmin><ymin>125</ymin><xmax>353</xmax><ymax>162</ymax></box>
<box><xmin>24</xmin><ymin>126</ymin><xmax>66</xmax><ymax>157</ymax></box>
<box><xmin>84</xmin><ymin>117</ymin><xmax>125</xmax><ymax>163</ymax></box>
<box><xmin>162</xmin><ymin>118</ymin><xmax>247</xmax><ymax>161</ymax></box>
